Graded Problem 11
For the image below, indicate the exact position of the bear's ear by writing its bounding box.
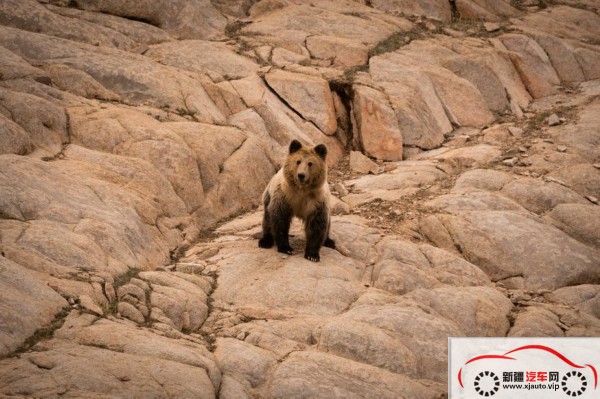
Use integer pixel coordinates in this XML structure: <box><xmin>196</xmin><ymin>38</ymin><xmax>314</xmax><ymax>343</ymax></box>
<box><xmin>289</xmin><ymin>139</ymin><xmax>302</xmax><ymax>154</ymax></box>
<box><xmin>314</xmin><ymin>144</ymin><xmax>327</xmax><ymax>159</ymax></box>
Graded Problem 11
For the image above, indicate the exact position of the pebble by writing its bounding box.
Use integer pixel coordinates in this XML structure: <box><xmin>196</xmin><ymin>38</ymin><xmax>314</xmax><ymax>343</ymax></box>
<box><xmin>236</xmin><ymin>332</ymin><xmax>246</xmax><ymax>340</ymax></box>
<box><xmin>518</xmin><ymin>147</ymin><xmax>528</xmax><ymax>152</ymax></box>
<box><xmin>333</xmin><ymin>182</ymin><xmax>349</xmax><ymax>196</ymax></box>
<box><xmin>593</xmin><ymin>164</ymin><xmax>600</xmax><ymax>170</ymax></box>
<box><xmin>508</xmin><ymin>126</ymin><xmax>523</xmax><ymax>138</ymax></box>
<box><xmin>544</xmin><ymin>176</ymin><xmax>567</xmax><ymax>186</ymax></box>
<box><xmin>547</xmin><ymin>114</ymin><xmax>560</xmax><ymax>126</ymax></box>
<box><xmin>79</xmin><ymin>294</ymin><xmax>104</xmax><ymax>316</ymax></box>
<box><xmin>502</xmin><ymin>157</ymin><xmax>517</xmax><ymax>166</ymax></box>
<box><xmin>483</xmin><ymin>22</ymin><xmax>501</xmax><ymax>32</ymax></box>
<box><xmin>556</xmin><ymin>146</ymin><xmax>567</xmax><ymax>152</ymax></box>
<box><xmin>543</xmin><ymin>139</ymin><xmax>554</xmax><ymax>143</ymax></box>
<box><xmin>586</xmin><ymin>195</ymin><xmax>599</xmax><ymax>204</ymax></box>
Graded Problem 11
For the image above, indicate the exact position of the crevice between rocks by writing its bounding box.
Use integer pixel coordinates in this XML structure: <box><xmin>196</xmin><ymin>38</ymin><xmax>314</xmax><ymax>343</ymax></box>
<box><xmin>4</xmin><ymin>306</ymin><xmax>71</xmax><ymax>360</ymax></box>
<box><xmin>328</xmin><ymin>79</ymin><xmax>357</xmax><ymax>152</ymax></box>
<box><xmin>260</xmin><ymin>75</ymin><xmax>324</xmax><ymax>136</ymax></box>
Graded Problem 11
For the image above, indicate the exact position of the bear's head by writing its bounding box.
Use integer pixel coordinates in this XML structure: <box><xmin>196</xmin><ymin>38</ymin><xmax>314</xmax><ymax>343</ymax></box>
<box><xmin>284</xmin><ymin>139</ymin><xmax>327</xmax><ymax>189</ymax></box>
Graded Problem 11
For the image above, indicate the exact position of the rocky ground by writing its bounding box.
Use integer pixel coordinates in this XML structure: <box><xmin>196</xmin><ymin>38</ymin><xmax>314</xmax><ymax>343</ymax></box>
<box><xmin>0</xmin><ymin>0</ymin><xmax>599</xmax><ymax>398</ymax></box>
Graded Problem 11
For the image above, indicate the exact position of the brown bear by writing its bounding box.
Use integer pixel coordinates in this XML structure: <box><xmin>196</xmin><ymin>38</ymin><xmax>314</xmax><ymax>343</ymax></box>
<box><xmin>258</xmin><ymin>139</ymin><xmax>335</xmax><ymax>262</ymax></box>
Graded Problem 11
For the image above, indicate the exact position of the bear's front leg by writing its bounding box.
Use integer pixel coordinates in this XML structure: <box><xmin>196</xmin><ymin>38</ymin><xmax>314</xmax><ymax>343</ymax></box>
<box><xmin>304</xmin><ymin>204</ymin><xmax>328</xmax><ymax>262</ymax></box>
<box><xmin>271</xmin><ymin>200</ymin><xmax>294</xmax><ymax>255</ymax></box>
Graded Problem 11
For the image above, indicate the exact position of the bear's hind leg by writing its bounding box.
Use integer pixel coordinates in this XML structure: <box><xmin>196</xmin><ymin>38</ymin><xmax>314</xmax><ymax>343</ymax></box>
<box><xmin>272</xmin><ymin>200</ymin><xmax>293</xmax><ymax>254</ymax></box>
<box><xmin>324</xmin><ymin>237</ymin><xmax>336</xmax><ymax>249</ymax></box>
<box><xmin>259</xmin><ymin>192</ymin><xmax>274</xmax><ymax>248</ymax></box>
<box><xmin>304</xmin><ymin>204</ymin><xmax>328</xmax><ymax>262</ymax></box>
<box><xmin>323</xmin><ymin>220</ymin><xmax>335</xmax><ymax>249</ymax></box>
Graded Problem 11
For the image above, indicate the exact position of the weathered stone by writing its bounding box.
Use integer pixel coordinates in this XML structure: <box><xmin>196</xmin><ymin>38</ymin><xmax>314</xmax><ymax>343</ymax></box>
<box><xmin>117</xmin><ymin>302</ymin><xmax>145</xmax><ymax>324</ymax></box>
<box><xmin>0</xmin><ymin>257</ymin><xmax>67</xmax><ymax>357</ymax></box>
<box><xmin>210</xmin><ymin>240</ymin><xmax>366</xmax><ymax>319</ymax></box>
<box><xmin>347</xmin><ymin>161</ymin><xmax>445</xmax><ymax>192</ymax></box>
<box><xmin>214</xmin><ymin>338</ymin><xmax>277</xmax><ymax>388</ymax></box>
<box><xmin>455</xmin><ymin>0</ymin><xmax>521</xmax><ymax>22</ymax></box>
<box><xmin>484</xmin><ymin>22</ymin><xmax>500</xmax><ymax>32</ymax></box>
<box><xmin>497</xmin><ymin>34</ymin><xmax>560</xmax><ymax>98</ymax></box>
<box><xmin>79</xmin><ymin>294</ymin><xmax>103</xmax><ymax>316</ymax></box>
<box><xmin>145</xmin><ymin>40</ymin><xmax>259</xmax><ymax>79</ymax></box>
<box><xmin>544</xmin><ymin>204</ymin><xmax>600</xmax><ymax>247</ymax></box>
<box><xmin>509</xmin><ymin>307</ymin><xmax>564</xmax><ymax>337</ymax></box>
<box><xmin>353</xmin><ymin>85</ymin><xmax>403</xmax><ymax>161</ymax></box>
<box><xmin>265</xmin><ymin>69</ymin><xmax>337</xmax><ymax>135</ymax></box>
<box><xmin>269</xmin><ymin>351</ymin><xmax>441</xmax><ymax>399</ymax></box>
<box><xmin>0</xmin><ymin>339</ymin><xmax>216</xmax><ymax>398</ymax></box>
<box><xmin>373</xmin><ymin>0</ymin><xmax>453</xmax><ymax>21</ymax></box>
<box><xmin>421</xmin><ymin>211</ymin><xmax>600</xmax><ymax>290</ymax></box>
<box><xmin>534</xmin><ymin>34</ymin><xmax>586</xmax><ymax>84</ymax></box>
<box><xmin>306</xmin><ymin>36</ymin><xmax>368</xmax><ymax>68</ymax></box>
<box><xmin>349</xmin><ymin>151</ymin><xmax>379</xmax><ymax>175</ymax></box>
<box><xmin>0</xmin><ymin>87</ymin><xmax>68</xmax><ymax>156</ymax></box>
<box><xmin>501</xmin><ymin>178</ymin><xmax>588</xmax><ymax>214</ymax></box>
<box><xmin>243</xmin><ymin>4</ymin><xmax>409</xmax><ymax>46</ymax></box>
<box><xmin>0</xmin><ymin>0</ymin><xmax>140</xmax><ymax>50</ymax></box>
<box><xmin>419</xmin><ymin>244</ymin><xmax>491</xmax><ymax>287</ymax></box>
<box><xmin>453</xmin><ymin>169</ymin><xmax>514</xmax><ymax>192</ymax></box>
<box><xmin>547</xmin><ymin>113</ymin><xmax>560</xmax><ymax>126</ymax></box>
<box><xmin>72</xmin><ymin>0</ymin><xmax>226</xmax><ymax>40</ymax></box>
<box><xmin>0</xmin><ymin>27</ymin><xmax>226</xmax><ymax>124</ymax></box>
<box><xmin>425</xmin><ymin>189</ymin><xmax>526</xmax><ymax>213</ymax></box>
<box><xmin>45</xmin><ymin>4</ymin><xmax>172</xmax><ymax>46</ymax></box>
<box><xmin>415</xmin><ymin>144</ymin><xmax>501</xmax><ymax>167</ymax></box>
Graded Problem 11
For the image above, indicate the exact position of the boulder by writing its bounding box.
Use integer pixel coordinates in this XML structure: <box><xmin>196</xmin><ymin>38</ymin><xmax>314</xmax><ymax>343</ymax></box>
<box><xmin>453</xmin><ymin>169</ymin><xmax>514</xmax><ymax>192</ymax></box>
<box><xmin>243</xmin><ymin>4</ymin><xmax>407</xmax><ymax>46</ymax></box>
<box><xmin>45</xmin><ymin>4</ymin><xmax>172</xmax><ymax>46</ymax></box>
<box><xmin>0</xmin><ymin>87</ymin><xmax>68</xmax><ymax>156</ymax></box>
<box><xmin>497</xmin><ymin>34</ymin><xmax>560</xmax><ymax>98</ymax></box>
<box><xmin>269</xmin><ymin>351</ymin><xmax>441</xmax><ymax>399</ymax></box>
<box><xmin>353</xmin><ymin>85</ymin><xmax>403</xmax><ymax>161</ymax></box>
<box><xmin>547</xmin><ymin>164</ymin><xmax>600</xmax><ymax>198</ymax></box>
<box><xmin>72</xmin><ymin>0</ymin><xmax>227</xmax><ymax>40</ymax></box>
<box><xmin>209</xmin><ymin>240</ymin><xmax>366</xmax><ymax>319</ymax></box>
<box><xmin>265</xmin><ymin>69</ymin><xmax>337</xmax><ymax>135</ymax></box>
<box><xmin>306</xmin><ymin>36</ymin><xmax>368</xmax><ymax>68</ymax></box>
<box><xmin>0</xmin><ymin>257</ymin><xmax>67</xmax><ymax>357</ymax></box>
<box><xmin>420</xmin><ymin>211</ymin><xmax>600</xmax><ymax>290</ymax></box>
<box><xmin>368</xmin><ymin>0</ymin><xmax>452</xmax><ymax>21</ymax></box>
<box><xmin>501</xmin><ymin>177</ymin><xmax>588</xmax><ymax>214</ymax></box>
<box><xmin>0</xmin><ymin>339</ymin><xmax>216</xmax><ymax>398</ymax></box>
<box><xmin>214</xmin><ymin>338</ymin><xmax>277</xmax><ymax>388</ymax></box>
<box><xmin>0</xmin><ymin>0</ymin><xmax>137</xmax><ymax>50</ymax></box>
<box><xmin>349</xmin><ymin>151</ymin><xmax>380</xmax><ymax>174</ymax></box>
<box><xmin>544</xmin><ymin>204</ymin><xmax>600</xmax><ymax>248</ymax></box>
<box><xmin>533</xmin><ymin>34</ymin><xmax>586</xmax><ymax>84</ymax></box>
<box><xmin>145</xmin><ymin>40</ymin><xmax>260</xmax><ymax>79</ymax></box>
<box><xmin>0</xmin><ymin>27</ymin><xmax>225</xmax><ymax>124</ymax></box>
<box><xmin>455</xmin><ymin>0</ymin><xmax>521</xmax><ymax>22</ymax></box>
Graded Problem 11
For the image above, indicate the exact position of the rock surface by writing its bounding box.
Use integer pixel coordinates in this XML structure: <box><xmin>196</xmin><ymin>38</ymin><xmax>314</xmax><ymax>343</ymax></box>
<box><xmin>1</xmin><ymin>1</ymin><xmax>600</xmax><ymax>398</ymax></box>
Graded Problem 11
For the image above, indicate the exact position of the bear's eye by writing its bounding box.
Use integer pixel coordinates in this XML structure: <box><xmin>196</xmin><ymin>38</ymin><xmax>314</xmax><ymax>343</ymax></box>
<box><xmin>308</xmin><ymin>162</ymin><xmax>313</xmax><ymax>167</ymax></box>
<box><xmin>296</xmin><ymin>160</ymin><xmax>301</xmax><ymax>165</ymax></box>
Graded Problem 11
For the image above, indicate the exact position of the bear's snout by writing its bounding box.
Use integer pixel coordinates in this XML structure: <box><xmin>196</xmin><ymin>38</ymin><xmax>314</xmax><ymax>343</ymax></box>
<box><xmin>297</xmin><ymin>173</ymin><xmax>306</xmax><ymax>182</ymax></box>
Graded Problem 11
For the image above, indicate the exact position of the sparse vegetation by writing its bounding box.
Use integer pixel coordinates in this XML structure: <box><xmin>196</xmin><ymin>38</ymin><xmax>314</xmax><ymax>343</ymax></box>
<box><xmin>225</xmin><ymin>20</ymin><xmax>250</xmax><ymax>39</ymax></box>
<box><xmin>342</xmin><ymin>11</ymin><xmax>367</xmax><ymax>19</ymax></box>
<box><xmin>176</xmin><ymin>107</ymin><xmax>198</xmax><ymax>120</ymax></box>
<box><xmin>341</xmin><ymin>64</ymin><xmax>369</xmax><ymax>84</ymax></box>
<box><xmin>112</xmin><ymin>268</ymin><xmax>141</xmax><ymax>289</ymax></box>
<box><xmin>7</xmin><ymin>307</ymin><xmax>71</xmax><ymax>358</ymax></box>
